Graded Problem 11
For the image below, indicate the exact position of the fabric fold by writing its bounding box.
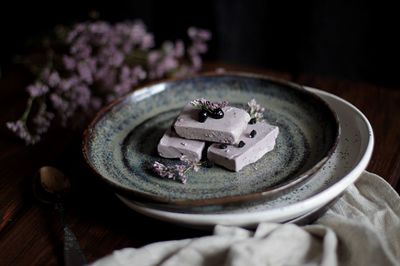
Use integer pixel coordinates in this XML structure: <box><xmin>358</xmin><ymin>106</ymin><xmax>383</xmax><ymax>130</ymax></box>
<box><xmin>92</xmin><ymin>171</ymin><xmax>400</xmax><ymax>266</ymax></box>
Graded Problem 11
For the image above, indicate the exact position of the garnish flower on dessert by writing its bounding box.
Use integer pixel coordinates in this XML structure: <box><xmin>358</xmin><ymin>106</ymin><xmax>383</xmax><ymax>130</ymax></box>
<box><xmin>247</xmin><ymin>99</ymin><xmax>265</xmax><ymax>124</ymax></box>
<box><xmin>190</xmin><ymin>98</ymin><xmax>229</xmax><ymax>121</ymax></box>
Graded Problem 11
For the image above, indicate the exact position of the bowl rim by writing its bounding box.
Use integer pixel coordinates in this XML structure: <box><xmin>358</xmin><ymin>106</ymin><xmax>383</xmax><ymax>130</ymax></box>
<box><xmin>116</xmin><ymin>87</ymin><xmax>374</xmax><ymax>227</ymax></box>
<box><xmin>82</xmin><ymin>71</ymin><xmax>340</xmax><ymax>207</ymax></box>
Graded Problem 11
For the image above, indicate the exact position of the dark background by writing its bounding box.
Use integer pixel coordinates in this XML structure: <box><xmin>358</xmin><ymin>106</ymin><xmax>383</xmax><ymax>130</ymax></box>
<box><xmin>1</xmin><ymin>0</ymin><xmax>399</xmax><ymax>87</ymax></box>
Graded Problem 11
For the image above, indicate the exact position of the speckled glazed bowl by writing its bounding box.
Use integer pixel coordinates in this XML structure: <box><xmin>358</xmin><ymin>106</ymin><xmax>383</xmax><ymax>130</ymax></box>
<box><xmin>82</xmin><ymin>72</ymin><xmax>340</xmax><ymax>206</ymax></box>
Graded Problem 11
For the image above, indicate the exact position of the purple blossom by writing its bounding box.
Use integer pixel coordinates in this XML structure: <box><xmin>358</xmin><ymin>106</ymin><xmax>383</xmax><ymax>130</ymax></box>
<box><xmin>163</xmin><ymin>56</ymin><xmax>178</xmax><ymax>70</ymax></box>
<box><xmin>190</xmin><ymin>55</ymin><xmax>202</xmax><ymax>71</ymax></box>
<box><xmin>132</xmin><ymin>66</ymin><xmax>146</xmax><ymax>80</ymax></box>
<box><xmin>50</xmin><ymin>93</ymin><xmax>69</xmax><ymax>113</ymax></box>
<box><xmin>127</xmin><ymin>21</ymin><xmax>147</xmax><ymax>43</ymax></box>
<box><xmin>187</xmin><ymin>28</ymin><xmax>211</xmax><ymax>73</ymax></box>
<box><xmin>58</xmin><ymin>76</ymin><xmax>79</xmax><ymax>92</ymax></box>
<box><xmin>26</xmin><ymin>83</ymin><xmax>49</xmax><ymax>97</ymax></box>
<box><xmin>73</xmin><ymin>84</ymin><xmax>91</xmax><ymax>107</ymax></box>
<box><xmin>6</xmin><ymin>120</ymin><xmax>40</xmax><ymax>145</ymax></box>
<box><xmin>174</xmin><ymin>40</ymin><xmax>185</xmax><ymax>57</ymax></box>
<box><xmin>190</xmin><ymin>42</ymin><xmax>208</xmax><ymax>54</ymax></box>
<box><xmin>120</xmin><ymin>66</ymin><xmax>131</xmax><ymax>81</ymax></box>
<box><xmin>152</xmin><ymin>156</ymin><xmax>202</xmax><ymax>184</ymax></box>
<box><xmin>63</xmin><ymin>56</ymin><xmax>76</xmax><ymax>70</ymax></box>
<box><xmin>150</xmin><ymin>39</ymin><xmax>191</xmax><ymax>78</ymax></box>
<box><xmin>114</xmin><ymin>65</ymin><xmax>147</xmax><ymax>96</ymax></box>
<box><xmin>190</xmin><ymin>98</ymin><xmax>228</xmax><ymax>112</ymax></box>
<box><xmin>141</xmin><ymin>33</ymin><xmax>154</xmax><ymax>50</ymax></box>
<box><xmin>147</xmin><ymin>40</ymin><xmax>186</xmax><ymax>79</ymax></box>
<box><xmin>188</xmin><ymin>27</ymin><xmax>212</xmax><ymax>41</ymax></box>
<box><xmin>8</xmin><ymin>20</ymin><xmax>211</xmax><ymax>145</ymax></box>
<box><xmin>114</xmin><ymin>83</ymin><xmax>131</xmax><ymax>96</ymax></box>
<box><xmin>66</xmin><ymin>23</ymin><xmax>85</xmax><ymax>43</ymax></box>
<box><xmin>247</xmin><ymin>99</ymin><xmax>265</xmax><ymax>121</ymax></box>
<box><xmin>152</xmin><ymin>161</ymin><xmax>186</xmax><ymax>183</ymax></box>
<box><xmin>109</xmin><ymin>51</ymin><xmax>124</xmax><ymax>67</ymax></box>
<box><xmin>70</xmin><ymin>38</ymin><xmax>92</xmax><ymax>59</ymax></box>
<box><xmin>77</xmin><ymin>61</ymin><xmax>93</xmax><ymax>84</ymax></box>
<box><xmin>88</xmin><ymin>21</ymin><xmax>110</xmax><ymax>35</ymax></box>
<box><xmin>32</xmin><ymin>104</ymin><xmax>55</xmax><ymax>134</ymax></box>
<box><xmin>47</xmin><ymin>71</ymin><xmax>61</xmax><ymax>87</ymax></box>
<box><xmin>148</xmin><ymin>51</ymin><xmax>161</xmax><ymax>65</ymax></box>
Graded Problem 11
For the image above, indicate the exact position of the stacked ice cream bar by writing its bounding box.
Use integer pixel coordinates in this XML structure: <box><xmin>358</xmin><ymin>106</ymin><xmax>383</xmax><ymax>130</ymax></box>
<box><xmin>157</xmin><ymin>100</ymin><xmax>279</xmax><ymax>172</ymax></box>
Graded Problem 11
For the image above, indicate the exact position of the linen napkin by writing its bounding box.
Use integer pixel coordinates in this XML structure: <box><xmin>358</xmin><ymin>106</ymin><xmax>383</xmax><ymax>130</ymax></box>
<box><xmin>92</xmin><ymin>171</ymin><xmax>400</xmax><ymax>266</ymax></box>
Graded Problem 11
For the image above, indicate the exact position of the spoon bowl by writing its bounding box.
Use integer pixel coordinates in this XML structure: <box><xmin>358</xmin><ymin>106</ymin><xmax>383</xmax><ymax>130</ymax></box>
<box><xmin>39</xmin><ymin>166</ymin><xmax>71</xmax><ymax>195</ymax></box>
<box><xmin>33</xmin><ymin>166</ymin><xmax>70</xmax><ymax>205</ymax></box>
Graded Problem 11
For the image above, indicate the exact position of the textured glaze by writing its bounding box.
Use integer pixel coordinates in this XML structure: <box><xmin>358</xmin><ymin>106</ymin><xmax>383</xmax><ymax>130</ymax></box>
<box><xmin>174</xmin><ymin>104</ymin><xmax>250</xmax><ymax>144</ymax></box>
<box><xmin>117</xmin><ymin>88</ymin><xmax>374</xmax><ymax>228</ymax></box>
<box><xmin>83</xmin><ymin>73</ymin><xmax>339</xmax><ymax>205</ymax></box>
<box><xmin>207</xmin><ymin>122</ymin><xmax>279</xmax><ymax>171</ymax></box>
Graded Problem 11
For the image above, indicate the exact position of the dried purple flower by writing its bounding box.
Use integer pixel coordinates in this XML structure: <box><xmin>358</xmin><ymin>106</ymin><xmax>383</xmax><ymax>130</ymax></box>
<box><xmin>8</xmin><ymin>20</ymin><xmax>211</xmax><ymax>145</ymax></box>
<box><xmin>247</xmin><ymin>99</ymin><xmax>265</xmax><ymax>122</ymax></box>
<box><xmin>180</xmin><ymin>155</ymin><xmax>201</xmax><ymax>172</ymax></box>
<box><xmin>190</xmin><ymin>98</ymin><xmax>228</xmax><ymax>113</ymax></box>
<box><xmin>26</xmin><ymin>82</ymin><xmax>49</xmax><ymax>97</ymax></box>
<box><xmin>188</xmin><ymin>27</ymin><xmax>211</xmax><ymax>42</ymax></box>
<box><xmin>6</xmin><ymin>120</ymin><xmax>40</xmax><ymax>145</ymax></box>
<box><xmin>6</xmin><ymin>94</ymin><xmax>55</xmax><ymax>144</ymax></box>
<box><xmin>63</xmin><ymin>56</ymin><xmax>76</xmax><ymax>70</ymax></box>
<box><xmin>152</xmin><ymin>156</ymin><xmax>202</xmax><ymax>184</ymax></box>
<box><xmin>152</xmin><ymin>162</ymin><xmax>176</xmax><ymax>179</ymax></box>
<box><xmin>147</xmin><ymin>41</ymin><xmax>182</xmax><ymax>79</ymax></box>
<box><xmin>187</xmin><ymin>27</ymin><xmax>211</xmax><ymax>72</ymax></box>
<box><xmin>32</xmin><ymin>103</ymin><xmax>55</xmax><ymax>134</ymax></box>
<box><xmin>152</xmin><ymin>161</ymin><xmax>187</xmax><ymax>184</ymax></box>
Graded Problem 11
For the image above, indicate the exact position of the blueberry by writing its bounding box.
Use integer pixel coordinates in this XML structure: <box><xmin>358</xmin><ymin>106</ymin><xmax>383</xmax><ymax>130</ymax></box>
<box><xmin>249</xmin><ymin>118</ymin><xmax>257</xmax><ymax>124</ymax></box>
<box><xmin>219</xmin><ymin>143</ymin><xmax>228</xmax><ymax>149</ymax></box>
<box><xmin>209</xmin><ymin>108</ymin><xmax>224</xmax><ymax>119</ymax></box>
<box><xmin>249</xmin><ymin>130</ymin><xmax>257</xmax><ymax>138</ymax></box>
<box><xmin>198</xmin><ymin>110</ymin><xmax>208</xmax><ymax>122</ymax></box>
<box><xmin>238</xmin><ymin>141</ymin><xmax>245</xmax><ymax>148</ymax></box>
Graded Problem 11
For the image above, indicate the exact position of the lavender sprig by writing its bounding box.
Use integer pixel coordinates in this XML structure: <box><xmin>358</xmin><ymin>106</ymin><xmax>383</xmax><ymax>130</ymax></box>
<box><xmin>247</xmin><ymin>99</ymin><xmax>265</xmax><ymax>122</ymax></box>
<box><xmin>7</xmin><ymin>21</ymin><xmax>211</xmax><ymax>145</ymax></box>
<box><xmin>152</xmin><ymin>156</ymin><xmax>201</xmax><ymax>184</ymax></box>
<box><xmin>190</xmin><ymin>98</ymin><xmax>228</xmax><ymax>113</ymax></box>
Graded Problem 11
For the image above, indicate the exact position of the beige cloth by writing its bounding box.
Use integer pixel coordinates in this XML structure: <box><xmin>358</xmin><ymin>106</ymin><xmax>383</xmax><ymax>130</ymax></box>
<box><xmin>92</xmin><ymin>171</ymin><xmax>400</xmax><ymax>266</ymax></box>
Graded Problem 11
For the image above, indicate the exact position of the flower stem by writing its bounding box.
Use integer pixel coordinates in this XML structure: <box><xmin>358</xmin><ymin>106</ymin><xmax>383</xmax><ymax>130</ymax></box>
<box><xmin>183</xmin><ymin>165</ymin><xmax>192</xmax><ymax>174</ymax></box>
<box><xmin>21</xmin><ymin>97</ymin><xmax>35</xmax><ymax>122</ymax></box>
<box><xmin>125</xmin><ymin>50</ymin><xmax>148</xmax><ymax>66</ymax></box>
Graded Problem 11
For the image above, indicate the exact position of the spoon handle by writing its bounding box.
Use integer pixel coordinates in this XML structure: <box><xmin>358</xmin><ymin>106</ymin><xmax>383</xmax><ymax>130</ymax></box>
<box><xmin>55</xmin><ymin>203</ymin><xmax>87</xmax><ymax>266</ymax></box>
<box><xmin>63</xmin><ymin>225</ymin><xmax>87</xmax><ymax>266</ymax></box>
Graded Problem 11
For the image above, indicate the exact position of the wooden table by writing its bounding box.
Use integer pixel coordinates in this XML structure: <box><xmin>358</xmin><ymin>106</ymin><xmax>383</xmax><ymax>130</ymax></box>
<box><xmin>1</xmin><ymin>63</ymin><xmax>400</xmax><ymax>265</ymax></box>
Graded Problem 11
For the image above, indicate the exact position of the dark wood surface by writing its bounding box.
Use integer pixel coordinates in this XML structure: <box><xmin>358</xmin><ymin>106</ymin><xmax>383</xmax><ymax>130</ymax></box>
<box><xmin>1</xmin><ymin>63</ymin><xmax>399</xmax><ymax>265</ymax></box>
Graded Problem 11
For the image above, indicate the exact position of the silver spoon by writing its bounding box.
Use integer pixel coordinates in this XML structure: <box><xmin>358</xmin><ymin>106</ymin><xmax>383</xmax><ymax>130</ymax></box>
<box><xmin>34</xmin><ymin>166</ymin><xmax>87</xmax><ymax>266</ymax></box>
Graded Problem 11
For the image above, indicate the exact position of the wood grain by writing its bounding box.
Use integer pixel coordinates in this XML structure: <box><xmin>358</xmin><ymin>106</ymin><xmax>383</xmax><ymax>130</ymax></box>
<box><xmin>0</xmin><ymin>64</ymin><xmax>399</xmax><ymax>265</ymax></box>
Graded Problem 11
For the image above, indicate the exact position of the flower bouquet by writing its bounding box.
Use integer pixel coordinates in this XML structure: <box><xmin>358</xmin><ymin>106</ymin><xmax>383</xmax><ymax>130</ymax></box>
<box><xmin>7</xmin><ymin>20</ymin><xmax>211</xmax><ymax>144</ymax></box>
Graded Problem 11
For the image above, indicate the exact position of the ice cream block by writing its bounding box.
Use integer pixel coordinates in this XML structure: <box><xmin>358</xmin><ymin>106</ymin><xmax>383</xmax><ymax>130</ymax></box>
<box><xmin>174</xmin><ymin>104</ymin><xmax>250</xmax><ymax>144</ymax></box>
<box><xmin>157</xmin><ymin>127</ymin><xmax>205</xmax><ymax>161</ymax></box>
<box><xmin>207</xmin><ymin>121</ymin><xmax>279</xmax><ymax>171</ymax></box>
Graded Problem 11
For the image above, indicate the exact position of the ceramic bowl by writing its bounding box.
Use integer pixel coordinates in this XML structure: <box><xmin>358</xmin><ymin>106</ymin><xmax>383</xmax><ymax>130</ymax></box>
<box><xmin>82</xmin><ymin>73</ymin><xmax>339</xmax><ymax>206</ymax></box>
<box><xmin>116</xmin><ymin>87</ymin><xmax>373</xmax><ymax>228</ymax></box>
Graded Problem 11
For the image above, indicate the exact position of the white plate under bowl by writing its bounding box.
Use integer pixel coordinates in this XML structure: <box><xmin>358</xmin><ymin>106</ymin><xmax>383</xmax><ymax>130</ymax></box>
<box><xmin>117</xmin><ymin>88</ymin><xmax>374</xmax><ymax>228</ymax></box>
